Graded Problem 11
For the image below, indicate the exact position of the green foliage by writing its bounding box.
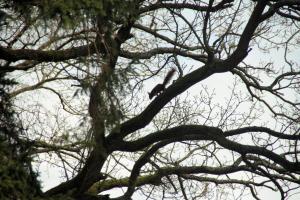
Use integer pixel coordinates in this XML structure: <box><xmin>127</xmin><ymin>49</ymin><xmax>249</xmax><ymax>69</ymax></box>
<box><xmin>0</xmin><ymin>72</ymin><xmax>16</xmax><ymax>140</ymax></box>
<box><xmin>0</xmin><ymin>72</ymin><xmax>41</xmax><ymax>199</ymax></box>
<box><xmin>5</xmin><ymin>0</ymin><xmax>138</xmax><ymax>27</ymax></box>
<box><xmin>0</xmin><ymin>154</ymin><xmax>38</xmax><ymax>200</ymax></box>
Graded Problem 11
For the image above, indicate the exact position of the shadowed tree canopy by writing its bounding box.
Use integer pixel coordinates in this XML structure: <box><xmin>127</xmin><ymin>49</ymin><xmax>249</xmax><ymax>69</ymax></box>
<box><xmin>0</xmin><ymin>0</ymin><xmax>300</xmax><ymax>199</ymax></box>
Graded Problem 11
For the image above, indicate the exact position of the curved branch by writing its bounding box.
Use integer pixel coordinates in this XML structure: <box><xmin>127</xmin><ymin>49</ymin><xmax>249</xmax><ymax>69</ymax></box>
<box><xmin>261</xmin><ymin>0</ymin><xmax>300</xmax><ymax>21</ymax></box>
<box><xmin>9</xmin><ymin>77</ymin><xmax>69</xmax><ymax>98</ymax></box>
<box><xmin>120</xmin><ymin>140</ymin><xmax>171</xmax><ymax>199</ymax></box>
<box><xmin>0</xmin><ymin>44</ymin><xmax>96</xmax><ymax>62</ymax></box>
<box><xmin>93</xmin><ymin>163</ymin><xmax>249</xmax><ymax>193</ymax></box>
<box><xmin>224</xmin><ymin>126</ymin><xmax>300</xmax><ymax>140</ymax></box>
<box><xmin>223</xmin><ymin>0</ymin><xmax>268</xmax><ymax>68</ymax></box>
<box><xmin>112</xmin><ymin>125</ymin><xmax>300</xmax><ymax>172</ymax></box>
<box><xmin>106</xmin><ymin>64</ymin><xmax>215</xmax><ymax>143</ymax></box>
<box><xmin>113</xmin><ymin>125</ymin><xmax>218</xmax><ymax>152</ymax></box>
<box><xmin>139</xmin><ymin>0</ymin><xmax>234</xmax><ymax>14</ymax></box>
<box><xmin>120</xmin><ymin>47</ymin><xmax>207</xmax><ymax>62</ymax></box>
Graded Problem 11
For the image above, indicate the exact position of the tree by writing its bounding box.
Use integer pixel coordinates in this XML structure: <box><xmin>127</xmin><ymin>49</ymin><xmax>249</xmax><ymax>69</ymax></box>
<box><xmin>0</xmin><ymin>0</ymin><xmax>300</xmax><ymax>199</ymax></box>
<box><xmin>0</xmin><ymin>6</ymin><xmax>41</xmax><ymax>199</ymax></box>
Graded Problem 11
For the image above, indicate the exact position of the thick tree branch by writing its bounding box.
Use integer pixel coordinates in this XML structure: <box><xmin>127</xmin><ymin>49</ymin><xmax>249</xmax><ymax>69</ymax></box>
<box><xmin>139</xmin><ymin>0</ymin><xmax>234</xmax><ymax>14</ymax></box>
<box><xmin>120</xmin><ymin>47</ymin><xmax>207</xmax><ymax>62</ymax></box>
<box><xmin>92</xmin><ymin>163</ymin><xmax>249</xmax><ymax>193</ymax></box>
<box><xmin>106</xmin><ymin>64</ymin><xmax>215</xmax><ymax>143</ymax></box>
<box><xmin>261</xmin><ymin>0</ymin><xmax>300</xmax><ymax>21</ymax></box>
<box><xmin>222</xmin><ymin>0</ymin><xmax>268</xmax><ymax>68</ymax></box>
<box><xmin>112</xmin><ymin>125</ymin><xmax>300</xmax><ymax>172</ymax></box>
<box><xmin>45</xmin><ymin>20</ymin><xmax>135</xmax><ymax>196</ymax></box>
<box><xmin>224</xmin><ymin>126</ymin><xmax>300</xmax><ymax>140</ymax></box>
<box><xmin>0</xmin><ymin>44</ymin><xmax>96</xmax><ymax>62</ymax></box>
